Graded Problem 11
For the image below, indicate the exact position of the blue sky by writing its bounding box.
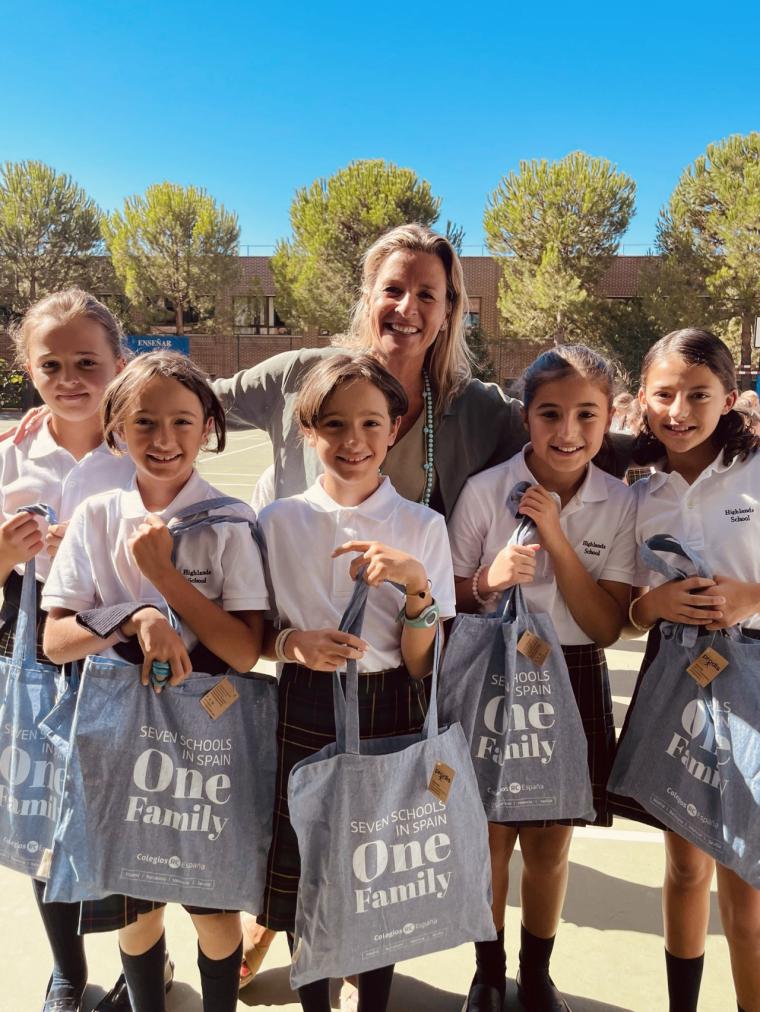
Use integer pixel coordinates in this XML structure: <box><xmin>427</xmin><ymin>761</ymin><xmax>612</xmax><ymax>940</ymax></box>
<box><xmin>3</xmin><ymin>0</ymin><xmax>758</xmax><ymax>253</ymax></box>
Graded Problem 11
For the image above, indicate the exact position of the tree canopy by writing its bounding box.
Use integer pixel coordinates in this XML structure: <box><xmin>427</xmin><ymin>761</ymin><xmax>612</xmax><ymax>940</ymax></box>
<box><xmin>643</xmin><ymin>133</ymin><xmax>760</xmax><ymax>366</ymax></box>
<box><xmin>0</xmin><ymin>161</ymin><xmax>103</xmax><ymax>311</ymax></box>
<box><xmin>484</xmin><ymin>152</ymin><xmax>636</xmax><ymax>344</ymax></box>
<box><xmin>271</xmin><ymin>160</ymin><xmax>442</xmax><ymax>333</ymax></box>
<box><xmin>103</xmin><ymin>182</ymin><xmax>240</xmax><ymax>334</ymax></box>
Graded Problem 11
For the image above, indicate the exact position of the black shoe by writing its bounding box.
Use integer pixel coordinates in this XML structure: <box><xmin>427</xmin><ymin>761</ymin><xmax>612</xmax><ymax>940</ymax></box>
<box><xmin>516</xmin><ymin>968</ymin><xmax>571</xmax><ymax>1011</ymax></box>
<box><xmin>93</xmin><ymin>953</ymin><xmax>174</xmax><ymax>1010</ymax></box>
<box><xmin>42</xmin><ymin>997</ymin><xmax>82</xmax><ymax>1012</ymax></box>
<box><xmin>42</xmin><ymin>976</ymin><xmax>83</xmax><ymax>1012</ymax></box>
<box><xmin>461</xmin><ymin>973</ymin><xmax>505</xmax><ymax>1012</ymax></box>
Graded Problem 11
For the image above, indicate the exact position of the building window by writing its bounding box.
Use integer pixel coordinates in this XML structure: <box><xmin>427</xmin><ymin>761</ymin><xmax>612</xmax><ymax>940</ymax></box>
<box><xmin>233</xmin><ymin>296</ymin><xmax>289</xmax><ymax>335</ymax></box>
<box><xmin>465</xmin><ymin>296</ymin><xmax>481</xmax><ymax>331</ymax></box>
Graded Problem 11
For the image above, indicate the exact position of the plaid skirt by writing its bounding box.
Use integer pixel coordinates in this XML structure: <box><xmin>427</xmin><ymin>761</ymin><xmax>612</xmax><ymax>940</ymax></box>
<box><xmin>493</xmin><ymin>642</ymin><xmax>616</xmax><ymax>829</ymax></box>
<box><xmin>258</xmin><ymin>663</ymin><xmax>428</xmax><ymax>932</ymax></box>
<box><xmin>78</xmin><ymin>895</ymin><xmax>232</xmax><ymax>935</ymax></box>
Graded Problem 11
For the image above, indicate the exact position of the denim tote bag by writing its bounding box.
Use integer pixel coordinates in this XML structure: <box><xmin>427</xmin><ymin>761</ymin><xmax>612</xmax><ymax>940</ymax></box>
<box><xmin>45</xmin><ymin>499</ymin><xmax>278</xmax><ymax>908</ymax></box>
<box><xmin>288</xmin><ymin>578</ymin><xmax>495</xmax><ymax>990</ymax></box>
<box><xmin>0</xmin><ymin>505</ymin><xmax>68</xmax><ymax>876</ymax></box>
<box><xmin>438</xmin><ymin>482</ymin><xmax>594</xmax><ymax>823</ymax></box>
<box><xmin>608</xmin><ymin>535</ymin><xmax>760</xmax><ymax>886</ymax></box>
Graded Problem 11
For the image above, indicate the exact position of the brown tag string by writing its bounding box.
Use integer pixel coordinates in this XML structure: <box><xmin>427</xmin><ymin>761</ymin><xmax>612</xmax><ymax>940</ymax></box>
<box><xmin>428</xmin><ymin>760</ymin><xmax>455</xmax><ymax>803</ymax></box>
<box><xmin>200</xmin><ymin>675</ymin><xmax>240</xmax><ymax>720</ymax></box>
<box><xmin>517</xmin><ymin>630</ymin><xmax>551</xmax><ymax>667</ymax></box>
<box><xmin>686</xmin><ymin>645</ymin><xmax>728</xmax><ymax>687</ymax></box>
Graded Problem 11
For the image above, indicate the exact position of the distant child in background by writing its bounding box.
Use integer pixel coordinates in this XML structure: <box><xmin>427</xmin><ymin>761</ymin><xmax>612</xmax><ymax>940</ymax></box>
<box><xmin>610</xmin><ymin>391</ymin><xmax>633</xmax><ymax>432</ymax></box>
<box><xmin>449</xmin><ymin>345</ymin><xmax>635</xmax><ymax>1012</ymax></box>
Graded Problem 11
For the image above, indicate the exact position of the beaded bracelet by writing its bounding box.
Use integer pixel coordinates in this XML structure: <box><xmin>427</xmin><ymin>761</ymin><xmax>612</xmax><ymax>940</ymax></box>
<box><xmin>472</xmin><ymin>564</ymin><xmax>498</xmax><ymax>608</ymax></box>
<box><xmin>274</xmin><ymin>627</ymin><xmax>296</xmax><ymax>662</ymax></box>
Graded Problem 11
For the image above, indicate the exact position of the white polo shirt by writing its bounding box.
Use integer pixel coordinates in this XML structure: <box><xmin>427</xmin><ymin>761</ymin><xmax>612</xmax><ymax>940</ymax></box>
<box><xmin>42</xmin><ymin>470</ymin><xmax>269</xmax><ymax>656</ymax></box>
<box><xmin>258</xmin><ymin>476</ymin><xmax>456</xmax><ymax>673</ymax></box>
<box><xmin>633</xmin><ymin>450</ymin><xmax>760</xmax><ymax>630</ymax></box>
<box><xmin>0</xmin><ymin>419</ymin><xmax>135</xmax><ymax>581</ymax></box>
<box><xmin>448</xmin><ymin>446</ymin><xmax>636</xmax><ymax>645</ymax></box>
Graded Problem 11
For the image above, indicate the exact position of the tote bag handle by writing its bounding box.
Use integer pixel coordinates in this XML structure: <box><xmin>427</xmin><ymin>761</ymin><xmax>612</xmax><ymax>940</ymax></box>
<box><xmin>12</xmin><ymin>504</ymin><xmax>58</xmax><ymax>667</ymax></box>
<box><xmin>332</xmin><ymin>573</ymin><xmax>442</xmax><ymax>756</ymax></box>
<box><xmin>165</xmin><ymin>499</ymin><xmax>262</xmax><ymax>635</ymax></box>
<box><xmin>639</xmin><ymin>534</ymin><xmax>712</xmax><ymax>583</ymax></box>
<box><xmin>639</xmin><ymin>535</ymin><xmax>742</xmax><ymax>648</ymax></box>
<box><xmin>497</xmin><ymin>481</ymin><xmax>558</xmax><ymax>625</ymax></box>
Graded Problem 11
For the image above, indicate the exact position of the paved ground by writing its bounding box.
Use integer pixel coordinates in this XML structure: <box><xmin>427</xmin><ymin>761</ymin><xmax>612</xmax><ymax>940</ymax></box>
<box><xmin>0</xmin><ymin>426</ymin><xmax>735</xmax><ymax>1010</ymax></box>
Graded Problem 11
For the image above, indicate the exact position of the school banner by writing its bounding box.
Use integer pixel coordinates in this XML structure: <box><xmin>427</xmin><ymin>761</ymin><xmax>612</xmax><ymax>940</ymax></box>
<box><xmin>125</xmin><ymin>335</ymin><xmax>190</xmax><ymax>357</ymax></box>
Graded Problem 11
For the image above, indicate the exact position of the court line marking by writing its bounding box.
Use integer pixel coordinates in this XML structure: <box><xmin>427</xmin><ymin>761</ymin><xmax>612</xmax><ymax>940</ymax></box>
<box><xmin>198</xmin><ymin>441</ymin><xmax>271</xmax><ymax>463</ymax></box>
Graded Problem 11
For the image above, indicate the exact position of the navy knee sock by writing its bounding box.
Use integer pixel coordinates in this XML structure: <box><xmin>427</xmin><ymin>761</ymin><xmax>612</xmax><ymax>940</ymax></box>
<box><xmin>286</xmin><ymin>932</ymin><xmax>331</xmax><ymax>1012</ymax></box>
<box><xmin>358</xmin><ymin>964</ymin><xmax>395</xmax><ymax>1012</ymax></box>
<box><xmin>474</xmin><ymin>927</ymin><xmax>507</xmax><ymax>988</ymax></box>
<box><xmin>664</xmin><ymin>950</ymin><xmax>704</xmax><ymax>1012</ymax></box>
<box><xmin>197</xmin><ymin>940</ymin><xmax>243</xmax><ymax>1012</ymax></box>
<box><xmin>120</xmin><ymin>933</ymin><xmax>167</xmax><ymax>1012</ymax></box>
<box><xmin>518</xmin><ymin>924</ymin><xmax>555</xmax><ymax>979</ymax></box>
<box><xmin>33</xmin><ymin>877</ymin><xmax>87</xmax><ymax>1002</ymax></box>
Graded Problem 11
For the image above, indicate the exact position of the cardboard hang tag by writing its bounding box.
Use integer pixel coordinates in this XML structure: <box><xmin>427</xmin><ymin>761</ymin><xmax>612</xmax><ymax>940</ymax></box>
<box><xmin>517</xmin><ymin>630</ymin><xmax>551</xmax><ymax>667</ymax></box>
<box><xmin>428</xmin><ymin>760</ymin><xmax>455</xmax><ymax>803</ymax></box>
<box><xmin>686</xmin><ymin>647</ymin><xmax>728</xmax><ymax>688</ymax></box>
<box><xmin>200</xmin><ymin>675</ymin><xmax>240</xmax><ymax>720</ymax></box>
<box><xmin>36</xmin><ymin>847</ymin><xmax>53</xmax><ymax>880</ymax></box>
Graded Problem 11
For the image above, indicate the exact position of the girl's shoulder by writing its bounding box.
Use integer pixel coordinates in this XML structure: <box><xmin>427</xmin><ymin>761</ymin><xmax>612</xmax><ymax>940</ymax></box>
<box><xmin>66</xmin><ymin>487</ymin><xmax>125</xmax><ymax>534</ymax></box>
<box><xmin>257</xmin><ymin>491</ymin><xmax>309</xmax><ymax>528</ymax></box>
<box><xmin>205</xmin><ymin>496</ymin><xmax>256</xmax><ymax>522</ymax></box>
<box><xmin>587</xmin><ymin>462</ymin><xmax>634</xmax><ymax>504</ymax></box>
<box><xmin>463</xmin><ymin>454</ymin><xmax>522</xmax><ymax>493</ymax></box>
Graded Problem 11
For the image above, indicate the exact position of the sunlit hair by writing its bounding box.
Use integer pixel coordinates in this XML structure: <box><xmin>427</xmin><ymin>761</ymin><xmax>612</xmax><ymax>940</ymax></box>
<box><xmin>342</xmin><ymin>224</ymin><xmax>472</xmax><ymax>412</ymax></box>
<box><xmin>633</xmin><ymin>327</ymin><xmax>758</xmax><ymax>466</ymax></box>
<box><xmin>295</xmin><ymin>354</ymin><xmax>408</xmax><ymax>430</ymax></box>
<box><xmin>522</xmin><ymin>344</ymin><xmax>615</xmax><ymax>410</ymax></box>
<box><xmin>521</xmin><ymin>344</ymin><xmax>616</xmax><ymax>472</ymax></box>
<box><xmin>102</xmin><ymin>351</ymin><xmax>226</xmax><ymax>454</ymax></box>
<box><xmin>613</xmin><ymin>392</ymin><xmax>633</xmax><ymax>410</ymax></box>
<box><xmin>10</xmin><ymin>288</ymin><xmax>125</xmax><ymax>366</ymax></box>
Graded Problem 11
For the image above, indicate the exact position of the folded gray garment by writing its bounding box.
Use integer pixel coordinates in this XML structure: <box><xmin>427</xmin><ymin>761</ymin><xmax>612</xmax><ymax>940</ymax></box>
<box><xmin>76</xmin><ymin>603</ymin><xmax>158</xmax><ymax>641</ymax></box>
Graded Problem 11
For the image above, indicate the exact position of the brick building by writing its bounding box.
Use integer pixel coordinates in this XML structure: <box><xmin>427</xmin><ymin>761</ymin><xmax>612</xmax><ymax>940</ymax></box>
<box><xmin>0</xmin><ymin>254</ymin><xmax>656</xmax><ymax>385</ymax></box>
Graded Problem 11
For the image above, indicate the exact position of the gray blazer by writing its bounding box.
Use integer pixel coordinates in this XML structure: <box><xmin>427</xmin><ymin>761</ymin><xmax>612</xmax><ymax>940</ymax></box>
<box><xmin>212</xmin><ymin>348</ymin><xmax>529</xmax><ymax>519</ymax></box>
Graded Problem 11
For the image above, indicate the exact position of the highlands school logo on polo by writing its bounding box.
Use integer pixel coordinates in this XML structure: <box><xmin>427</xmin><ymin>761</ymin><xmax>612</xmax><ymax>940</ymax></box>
<box><xmin>44</xmin><ymin>655</ymin><xmax>278</xmax><ymax>911</ymax></box>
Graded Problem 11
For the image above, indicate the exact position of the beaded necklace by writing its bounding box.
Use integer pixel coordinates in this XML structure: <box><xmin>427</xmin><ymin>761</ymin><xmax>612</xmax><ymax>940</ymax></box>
<box><xmin>421</xmin><ymin>369</ymin><xmax>434</xmax><ymax>507</ymax></box>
